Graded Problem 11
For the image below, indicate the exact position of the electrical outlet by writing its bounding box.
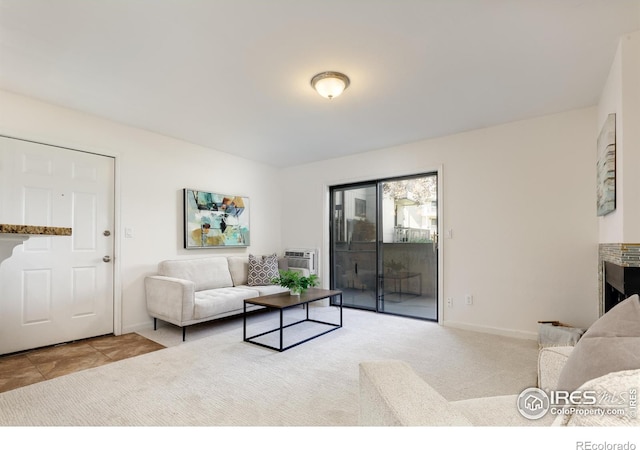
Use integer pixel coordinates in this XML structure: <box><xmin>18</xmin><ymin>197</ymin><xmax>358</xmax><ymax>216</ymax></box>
<box><xmin>446</xmin><ymin>297</ymin><xmax>453</xmax><ymax>307</ymax></box>
<box><xmin>465</xmin><ymin>294</ymin><xmax>473</xmax><ymax>305</ymax></box>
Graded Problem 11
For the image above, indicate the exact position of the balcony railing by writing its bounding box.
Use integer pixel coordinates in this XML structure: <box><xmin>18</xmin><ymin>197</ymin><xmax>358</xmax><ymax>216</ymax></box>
<box><xmin>393</xmin><ymin>227</ymin><xmax>432</xmax><ymax>243</ymax></box>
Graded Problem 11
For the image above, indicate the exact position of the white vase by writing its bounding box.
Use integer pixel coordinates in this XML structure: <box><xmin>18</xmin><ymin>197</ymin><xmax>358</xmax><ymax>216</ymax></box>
<box><xmin>290</xmin><ymin>287</ymin><xmax>302</xmax><ymax>296</ymax></box>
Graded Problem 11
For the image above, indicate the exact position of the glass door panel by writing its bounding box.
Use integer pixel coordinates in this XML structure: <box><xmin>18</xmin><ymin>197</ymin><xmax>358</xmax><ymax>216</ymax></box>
<box><xmin>331</xmin><ymin>184</ymin><xmax>377</xmax><ymax>310</ymax></box>
<box><xmin>378</xmin><ymin>175</ymin><xmax>438</xmax><ymax>320</ymax></box>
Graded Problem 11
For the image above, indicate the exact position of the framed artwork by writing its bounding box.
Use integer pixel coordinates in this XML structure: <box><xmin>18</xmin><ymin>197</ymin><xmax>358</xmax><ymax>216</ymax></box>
<box><xmin>184</xmin><ymin>188</ymin><xmax>250</xmax><ymax>248</ymax></box>
<box><xmin>596</xmin><ymin>113</ymin><xmax>616</xmax><ymax>217</ymax></box>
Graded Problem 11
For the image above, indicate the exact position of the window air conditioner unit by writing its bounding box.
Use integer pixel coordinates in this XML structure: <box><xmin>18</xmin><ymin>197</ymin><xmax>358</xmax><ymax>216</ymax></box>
<box><xmin>284</xmin><ymin>249</ymin><xmax>317</xmax><ymax>275</ymax></box>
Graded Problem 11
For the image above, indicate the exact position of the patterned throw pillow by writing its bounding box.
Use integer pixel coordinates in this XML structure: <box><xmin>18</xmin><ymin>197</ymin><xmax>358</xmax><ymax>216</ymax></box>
<box><xmin>247</xmin><ymin>254</ymin><xmax>279</xmax><ymax>286</ymax></box>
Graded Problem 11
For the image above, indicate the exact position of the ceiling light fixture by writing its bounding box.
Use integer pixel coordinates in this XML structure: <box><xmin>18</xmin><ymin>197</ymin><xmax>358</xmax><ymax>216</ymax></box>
<box><xmin>310</xmin><ymin>71</ymin><xmax>350</xmax><ymax>99</ymax></box>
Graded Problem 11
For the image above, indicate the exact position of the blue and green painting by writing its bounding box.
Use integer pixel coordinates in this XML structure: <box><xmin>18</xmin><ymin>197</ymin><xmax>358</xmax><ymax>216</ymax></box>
<box><xmin>184</xmin><ymin>189</ymin><xmax>250</xmax><ymax>247</ymax></box>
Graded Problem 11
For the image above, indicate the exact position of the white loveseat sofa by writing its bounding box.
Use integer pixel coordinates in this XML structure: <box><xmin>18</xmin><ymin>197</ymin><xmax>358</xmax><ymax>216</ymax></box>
<box><xmin>359</xmin><ymin>294</ymin><xmax>640</xmax><ymax>426</ymax></box>
<box><xmin>145</xmin><ymin>255</ymin><xmax>288</xmax><ymax>340</ymax></box>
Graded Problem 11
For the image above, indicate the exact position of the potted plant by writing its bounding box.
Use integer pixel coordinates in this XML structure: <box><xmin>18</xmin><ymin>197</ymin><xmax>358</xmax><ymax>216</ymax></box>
<box><xmin>271</xmin><ymin>269</ymin><xmax>319</xmax><ymax>296</ymax></box>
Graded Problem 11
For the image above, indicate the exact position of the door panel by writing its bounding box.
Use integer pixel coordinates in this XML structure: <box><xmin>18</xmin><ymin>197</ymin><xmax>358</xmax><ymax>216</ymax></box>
<box><xmin>72</xmin><ymin>266</ymin><xmax>98</xmax><ymax>317</ymax></box>
<box><xmin>0</xmin><ymin>136</ymin><xmax>115</xmax><ymax>355</ymax></box>
<box><xmin>379</xmin><ymin>175</ymin><xmax>438</xmax><ymax>320</ymax></box>
<box><xmin>331</xmin><ymin>184</ymin><xmax>377</xmax><ymax>310</ymax></box>
<box><xmin>73</xmin><ymin>191</ymin><xmax>98</xmax><ymax>250</ymax></box>
<box><xmin>23</xmin><ymin>268</ymin><xmax>52</xmax><ymax>324</ymax></box>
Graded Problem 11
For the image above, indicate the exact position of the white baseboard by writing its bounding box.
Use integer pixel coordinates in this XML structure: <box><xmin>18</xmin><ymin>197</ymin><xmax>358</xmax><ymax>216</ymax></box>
<box><xmin>443</xmin><ymin>320</ymin><xmax>538</xmax><ymax>341</ymax></box>
<box><xmin>121</xmin><ymin>320</ymin><xmax>155</xmax><ymax>335</ymax></box>
<box><xmin>126</xmin><ymin>316</ymin><xmax>538</xmax><ymax>341</ymax></box>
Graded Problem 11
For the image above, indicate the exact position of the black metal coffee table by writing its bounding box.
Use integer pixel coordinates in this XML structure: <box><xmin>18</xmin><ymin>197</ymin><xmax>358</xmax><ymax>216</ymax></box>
<box><xmin>243</xmin><ymin>288</ymin><xmax>343</xmax><ymax>352</ymax></box>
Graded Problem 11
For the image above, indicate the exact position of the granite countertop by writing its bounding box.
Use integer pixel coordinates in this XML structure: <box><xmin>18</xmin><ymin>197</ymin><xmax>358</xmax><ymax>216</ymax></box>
<box><xmin>0</xmin><ymin>224</ymin><xmax>72</xmax><ymax>236</ymax></box>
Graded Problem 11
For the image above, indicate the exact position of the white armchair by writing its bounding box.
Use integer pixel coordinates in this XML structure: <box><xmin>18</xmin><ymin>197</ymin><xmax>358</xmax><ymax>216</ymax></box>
<box><xmin>358</xmin><ymin>355</ymin><xmax>561</xmax><ymax>426</ymax></box>
<box><xmin>359</xmin><ymin>295</ymin><xmax>640</xmax><ymax>427</ymax></box>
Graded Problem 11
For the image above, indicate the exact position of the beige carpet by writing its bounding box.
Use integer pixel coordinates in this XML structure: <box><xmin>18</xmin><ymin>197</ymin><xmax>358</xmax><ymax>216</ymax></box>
<box><xmin>0</xmin><ymin>307</ymin><xmax>539</xmax><ymax>426</ymax></box>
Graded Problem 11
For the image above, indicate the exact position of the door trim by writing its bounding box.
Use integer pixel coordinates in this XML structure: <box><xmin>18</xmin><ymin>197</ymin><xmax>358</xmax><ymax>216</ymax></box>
<box><xmin>436</xmin><ymin>165</ymin><xmax>444</xmax><ymax>324</ymax></box>
<box><xmin>0</xmin><ymin>133</ymin><xmax>122</xmax><ymax>336</ymax></box>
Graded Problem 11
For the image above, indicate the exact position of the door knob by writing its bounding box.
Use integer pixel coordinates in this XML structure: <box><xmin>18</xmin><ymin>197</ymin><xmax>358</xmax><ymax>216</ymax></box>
<box><xmin>103</xmin><ymin>256</ymin><xmax>111</xmax><ymax>263</ymax></box>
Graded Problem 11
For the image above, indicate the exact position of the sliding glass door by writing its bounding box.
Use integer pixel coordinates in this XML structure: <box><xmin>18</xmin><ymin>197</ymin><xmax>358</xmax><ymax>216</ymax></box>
<box><xmin>330</xmin><ymin>173</ymin><xmax>438</xmax><ymax>320</ymax></box>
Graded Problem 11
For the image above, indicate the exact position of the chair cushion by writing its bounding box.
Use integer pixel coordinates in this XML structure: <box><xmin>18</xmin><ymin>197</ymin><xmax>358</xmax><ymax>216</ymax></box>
<box><xmin>453</xmin><ymin>395</ymin><xmax>555</xmax><ymax>426</ymax></box>
<box><xmin>552</xmin><ymin>369</ymin><xmax>640</xmax><ymax>426</ymax></box>
<box><xmin>557</xmin><ymin>295</ymin><xmax>640</xmax><ymax>392</ymax></box>
<box><xmin>537</xmin><ymin>346</ymin><xmax>573</xmax><ymax>392</ymax></box>
<box><xmin>247</xmin><ymin>254</ymin><xmax>279</xmax><ymax>286</ymax></box>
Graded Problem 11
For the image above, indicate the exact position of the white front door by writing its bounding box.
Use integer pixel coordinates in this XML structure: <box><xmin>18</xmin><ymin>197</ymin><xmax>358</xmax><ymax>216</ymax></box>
<box><xmin>0</xmin><ymin>136</ymin><xmax>115</xmax><ymax>355</ymax></box>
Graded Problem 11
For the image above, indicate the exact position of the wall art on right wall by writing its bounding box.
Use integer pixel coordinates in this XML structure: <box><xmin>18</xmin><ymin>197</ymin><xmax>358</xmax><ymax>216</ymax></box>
<box><xmin>596</xmin><ymin>113</ymin><xmax>616</xmax><ymax>216</ymax></box>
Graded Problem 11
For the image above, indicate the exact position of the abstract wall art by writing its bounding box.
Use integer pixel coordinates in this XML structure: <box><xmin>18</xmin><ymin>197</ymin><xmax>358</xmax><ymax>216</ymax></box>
<box><xmin>184</xmin><ymin>188</ymin><xmax>250</xmax><ymax>248</ymax></box>
<box><xmin>596</xmin><ymin>113</ymin><xmax>616</xmax><ymax>217</ymax></box>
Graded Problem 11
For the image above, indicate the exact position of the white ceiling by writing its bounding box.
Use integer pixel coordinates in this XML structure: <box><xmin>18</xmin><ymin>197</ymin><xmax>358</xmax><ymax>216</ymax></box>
<box><xmin>1</xmin><ymin>1</ymin><xmax>639</xmax><ymax>168</ymax></box>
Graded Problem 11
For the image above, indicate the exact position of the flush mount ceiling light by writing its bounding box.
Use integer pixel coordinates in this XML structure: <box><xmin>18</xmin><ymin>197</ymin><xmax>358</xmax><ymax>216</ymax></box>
<box><xmin>310</xmin><ymin>71</ymin><xmax>350</xmax><ymax>99</ymax></box>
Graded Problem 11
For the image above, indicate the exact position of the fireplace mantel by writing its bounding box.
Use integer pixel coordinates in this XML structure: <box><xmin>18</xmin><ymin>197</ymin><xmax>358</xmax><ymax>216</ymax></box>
<box><xmin>599</xmin><ymin>243</ymin><xmax>640</xmax><ymax>316</ymax></box>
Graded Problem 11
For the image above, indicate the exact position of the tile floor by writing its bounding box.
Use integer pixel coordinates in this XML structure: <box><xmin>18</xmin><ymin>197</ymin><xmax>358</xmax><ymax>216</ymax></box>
<box><xmin>0</xmin><ymin>333</ymin><xmax>165</xmax><ymax>394</ymax></box>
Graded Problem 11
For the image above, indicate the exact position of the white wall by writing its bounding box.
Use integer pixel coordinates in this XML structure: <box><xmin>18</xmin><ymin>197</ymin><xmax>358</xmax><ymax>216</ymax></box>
<box><xmin>0</xmin><ymin>89</ymin><xmax>602</xmax><ymax>340</ymax></box>
<box><xmin>598</xmin><ymin>31</ymin><xmax>640</xmax><ymax>243</ymax></box>
<box><xmin>280</xmin><ymin>108</ymin><xmax>599</xmax><ymax>338</ymax></box>
<box><xmin>0</xmin><ymin>90</ymin><xmax>282</xmax><ymax>333</ymax></box>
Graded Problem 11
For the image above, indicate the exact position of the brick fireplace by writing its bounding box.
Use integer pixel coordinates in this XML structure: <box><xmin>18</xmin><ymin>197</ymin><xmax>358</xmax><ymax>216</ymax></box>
<box><xmin>599</xmin><ymin>243</ymin><xmax>640</xmax><ymax>316</ymax></box>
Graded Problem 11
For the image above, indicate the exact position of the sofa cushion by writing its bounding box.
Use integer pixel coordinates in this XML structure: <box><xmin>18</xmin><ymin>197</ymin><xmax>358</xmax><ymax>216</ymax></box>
<box><xmin>158</xmin><ymin>257</ymin><xmax>233</xmax><ymax>291</ymax></box>
<box><xmin>194</xmin><ymin>287</ymin><xmax>259</xmax><ymax>319</ymax></box>
<box><xmin>557</xmin><ymin>294</ymin><xmax>640</xmax><ymax>392</ymax></box>
<box><xmin>242</xmin><ymin>284</ymin><xmax>288</xmax><ymax>296</ymax></box>
<box><xmin>247</xmin><ymin>254</ymin><xmax>279</xmax><ymax>286</ymax></box>
<box><xmin>227</xmin><ymin>256</ymin><xmax>249</xmax><ymax>286</ymax></box>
